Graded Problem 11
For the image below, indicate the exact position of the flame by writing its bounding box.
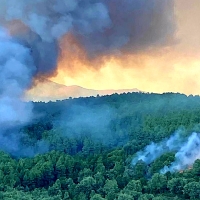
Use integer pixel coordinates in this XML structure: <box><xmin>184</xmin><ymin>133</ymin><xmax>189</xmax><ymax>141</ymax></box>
<box><xmin>179</xmin><ymin>166</ymin><xmax>193</xmax><ymax>173</ymax></box>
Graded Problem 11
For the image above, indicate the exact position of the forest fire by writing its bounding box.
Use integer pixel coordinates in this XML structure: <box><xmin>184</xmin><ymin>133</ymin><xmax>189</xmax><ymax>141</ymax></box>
<box><xmin>0</xmin><ymin>1</ymin><xmax>200</xmax><ymax>199</ymax></box>
<box><xmin>179</xmin><ymin>166</ymin><xmax>193</xmax><ymax>173</ymax></box>
<box><xmin>132</xmin><ymin>132</ymin><xmax>200</xmax><ymax>173</ymax></box>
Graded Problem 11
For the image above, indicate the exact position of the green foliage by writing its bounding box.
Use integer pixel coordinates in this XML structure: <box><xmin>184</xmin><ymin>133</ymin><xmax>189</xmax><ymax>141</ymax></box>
<box><xmin>132</xmin><ymin>160</ymin><xmax>147</xmax><ymax>180</ymax></box>
<box><xmin>149</xmin><ymin>153</ymin><xmax>175</xmax><ymax>175</ymax></box>
<box><xmin>148</xmin><ymin>173</ymin><xmax>168</xmax><ymax>194</ymax></box>
<box><xmin>167</xmin><ymin>178</ymin><xmax>187</xmax><ymax>195</ymax></box>
<box><xmin>1</xmin><ymin>92</ymin><xmax>200</xmax><ymax>199</ymax></box>
<box><xmin>183</xmin><ymin>181</ymin><xmax>200</xmax><ymax>199</ymax></box>
<box><xmin>117</xmin><ymin>193</ymin><xmax>133</xmax><ymax>200</ymax></box>
<box><xmin>90</xmin><ymin>194</ymin><xmax>105</xmax><ymax>200</ymax></box>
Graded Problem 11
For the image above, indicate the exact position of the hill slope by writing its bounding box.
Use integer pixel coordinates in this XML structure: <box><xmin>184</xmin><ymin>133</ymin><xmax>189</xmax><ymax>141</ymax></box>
<box><xmin>25</xmin><ymin>79</ymin><xmax>140</xmax><ymax>102</ymax></box>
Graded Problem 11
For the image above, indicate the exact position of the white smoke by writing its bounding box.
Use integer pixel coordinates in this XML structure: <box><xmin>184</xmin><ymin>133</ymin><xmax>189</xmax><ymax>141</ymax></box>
<box><xmin>0</xmin><ymin>28</ymin><xmax>41</xmax><ymax>156</ymax></box>
<box><xmin>0</xmin><ymin>28</ymin><xmax>35</xmax><ymax>126</ymax></box>
<box><xmin>161</xmin><ymin>132</ymin><xmax>200</xmax><ymax>173</ymax></box>
<box><xmin>132</xmin><ymin>131</ymin><xmax>200</xmax><ymax>173</ymax></box>
<box><xmin>131</xmin><ymin>131</ymin><xmax>183</xmax><ymax>165</ymax></box>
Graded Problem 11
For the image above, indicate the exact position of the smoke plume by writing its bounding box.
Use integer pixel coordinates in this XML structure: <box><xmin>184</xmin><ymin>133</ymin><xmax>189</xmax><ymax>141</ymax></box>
<box><xmin>0</xmin><ymin>28</ymin><xmax>34</xmax><ymax>125</ymax></box>
<box><xmin>132</xmin><ymin>131</ymin><xmax>200</xmax><ymax>173</ymax></box>
<box><xmin>0</xmin><ymin>0</ymin><xmax>175</xmax><ymax>156</ymax></box>
<box><xmin>131</xmin><ymin>131</ymin><xmax>183</xmax><ymax>165</ymax></box>
<box><xmin>161</xmin><ymin>132</ymin><xmax>200</xmax><ymax>173</ymax></box>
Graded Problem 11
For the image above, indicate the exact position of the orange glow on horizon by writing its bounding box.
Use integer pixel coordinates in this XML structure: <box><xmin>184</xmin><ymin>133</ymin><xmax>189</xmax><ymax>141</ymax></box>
<box><xmin>50</xmin><ymin>48</ymin><xmax>200</xmax><ymax>94</ymax></box>
<box><xmin>48</xmin><ymin>0</ymin><xmax>200</xmax><ymax>95</ymax></box>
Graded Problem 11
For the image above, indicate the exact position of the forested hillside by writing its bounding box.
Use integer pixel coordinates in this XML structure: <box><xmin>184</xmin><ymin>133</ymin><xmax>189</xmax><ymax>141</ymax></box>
<box><xmin>2</xmin><ymin>92</ymin><xmax>200</xmax><ymax>199</ymax></box>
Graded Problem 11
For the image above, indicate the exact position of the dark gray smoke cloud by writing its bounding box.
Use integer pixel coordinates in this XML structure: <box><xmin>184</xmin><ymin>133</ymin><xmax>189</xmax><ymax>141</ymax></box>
<box><xmin>0</xmin><ymin>0</ymin><xmax>175</xmax><ymax>61</ymax></box>
<box><xmin>84</xmin><ymin>0</ymin><xmax>175</xmax><ymax>55</ymax></box>
<box><xmin>0</xmin><ymin>0</ymin><xmax>175</xmax><ymax>156</ymax></box>
<box><xmin>0</xmin><ymin>0</ymin><xmax>112</xmax><ymax>70</ymax></box>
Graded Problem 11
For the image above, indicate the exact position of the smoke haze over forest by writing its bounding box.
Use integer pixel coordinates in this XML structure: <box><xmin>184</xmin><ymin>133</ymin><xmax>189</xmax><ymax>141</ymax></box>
<box><xmin>1</xmin><ymin>2</ymin><xmax>200</xmax><ymax>200</ymax></box>
<box><xmin>0</xmin><ymin>0</ymin><xmax>200</xmax><ymax>172</ymax></box>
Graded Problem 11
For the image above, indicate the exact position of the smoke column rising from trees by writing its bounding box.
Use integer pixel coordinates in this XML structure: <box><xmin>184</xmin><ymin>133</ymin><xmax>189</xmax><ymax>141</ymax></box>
<box><xmin>132</xmin><ymin>131</ymin><xmax>200</xmax><ymax>173</ymax></box>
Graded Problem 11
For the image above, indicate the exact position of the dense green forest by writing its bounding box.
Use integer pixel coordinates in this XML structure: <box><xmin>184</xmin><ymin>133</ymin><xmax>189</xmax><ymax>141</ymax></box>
<box><xmin>2</xmin><ymin>92</ymin><xmax>200</xmax><ymax>199</ymax></box>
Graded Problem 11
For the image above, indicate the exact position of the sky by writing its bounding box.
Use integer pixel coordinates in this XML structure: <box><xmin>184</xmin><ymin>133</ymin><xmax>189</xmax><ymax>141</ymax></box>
<box><xmin>49</xmin><ymin>0</ymin><xmax>200</xmax><ymax>95</ymax></box>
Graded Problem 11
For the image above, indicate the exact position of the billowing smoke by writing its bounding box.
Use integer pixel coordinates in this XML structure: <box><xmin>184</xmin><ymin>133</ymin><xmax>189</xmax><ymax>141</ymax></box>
<box><xmin>0</xmin><ymin>0</ymin><xmax>175</xmax><ymax>156</ymax></box>
<box><xmin>161</xmin><ymin>132</ymin><xmax>200</xmax><ymax>173</ymax></box>
<box><xmin>0</xmin><ymin>27</ymin><xmax>52</xmax><ymax>156</ymax></box>
<box><xmin>131</xmin><ymin>131</ymin><xmax>184</xmax><ymax>165</ymax></box>
<box><xmin>0</xmin><ymin>28</ymin><xmax>30</xmax><ymax>153</ymax></box>
<box><xmin>85</xmin><ymin>0</ymin><xmax>175</xmax><ymax>55</ymax></box>
<box><xmin>0</xmin><ymin>28</ymin><xmax>34</xmax><ymax>125</ymax></box>
<box><xmin>132</xmin><ymin>131</ymin><xmax>200</xmax><ymax>173</ymax></box>
<box><xmin>0</xmin><ymin>0</ymin><xmax>175</xmax><ymax>58</ymax></box>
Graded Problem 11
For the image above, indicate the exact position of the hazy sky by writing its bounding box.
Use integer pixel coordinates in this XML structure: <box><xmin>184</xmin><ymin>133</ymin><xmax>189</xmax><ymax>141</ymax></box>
<box><xmin>49</xmin><ymin>0</ymin><xmax>200</xmax><ymax>95</ymax></box>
